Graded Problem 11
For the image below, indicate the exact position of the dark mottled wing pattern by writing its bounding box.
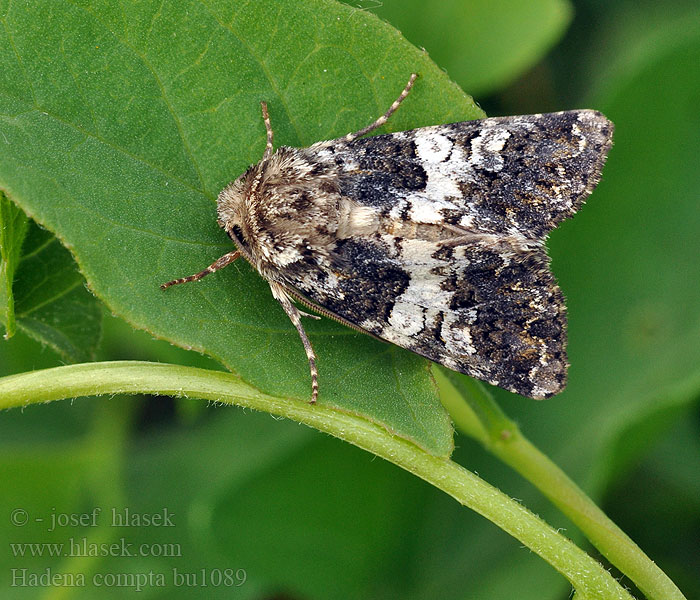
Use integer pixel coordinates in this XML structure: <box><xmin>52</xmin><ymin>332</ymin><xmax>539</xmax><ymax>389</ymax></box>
<box><xmin>282</xmin><ymin>111</ymin><xmax>613</xmax><ymax>398</ymax></box>
<box><xmin>331</xmin><ymin>110</ymin><xmax>613</xmax><ymax>237</ymax></box>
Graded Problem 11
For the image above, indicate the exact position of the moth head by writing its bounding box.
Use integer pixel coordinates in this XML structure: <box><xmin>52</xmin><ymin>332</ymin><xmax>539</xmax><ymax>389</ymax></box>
<box><xmin>216</xmin><ymin>164</ymin><xmax>264</xmax><ymax>250</ymax></box>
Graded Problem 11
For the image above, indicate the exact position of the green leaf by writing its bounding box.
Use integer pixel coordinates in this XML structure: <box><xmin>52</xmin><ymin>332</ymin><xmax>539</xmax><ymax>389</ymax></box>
<box><xmin>0</xmin><ymin>190</ymin><xmax>28</xmax><ymax>337</ymax></box>
<box><xmin>13</xmin><ymin>222</ymin><xmax>103</xmax><ymax>362</ymax></box>
<box><xmin>0</xmin><ymin>194</ymin><xmax>101</xmax><ymax>360</ymax></box>
<box><xmin>364</xmin><ymin>0</ymin><xmax>572</xmax><ymax>96</ymax></box>
<box><xmin>0</xmin><ymin>0</ymin><xmax>488</xmax><ymax>456</ymax></box>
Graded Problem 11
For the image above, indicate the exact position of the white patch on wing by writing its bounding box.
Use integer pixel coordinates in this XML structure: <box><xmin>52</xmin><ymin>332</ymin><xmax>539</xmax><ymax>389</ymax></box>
<box><xmin>415</xmin><ymin>130</ymin><xmax>452</xmax><ymax>163</ymax></box>
<box><xmin>413</xmin><ymin>130</ymin><xmax>463</xmax><ymax>197</ymax></box>
<box><xmin>388</xmin><ymin>301</ymin><xmax>424</xmax><ymax>337</ymax></box>
<box><xmin>570</xmin><ymin>122</ymin><xmax>588</xmax><ymax>155</ymax></box>
<box><xmin>397</xmin><ymin>238</ymin><xmax>440</xmax><ymax>264</ymax></box>
<box><xmin>459</xmin><ymin>213</ymin><xmax>475</xmax><ymax>227</ymax></box>
<box><xmin>441</xmin><ymin>311</ymin><xmax>477</xmax><ymax>356</ymax></box>
<box><xmin>409</xmin><ymin>196</ymin><xmax>457</xmax><ymax>223</ymax></box>
<box><xmin>383</xmin><ymin>237</ymin><xmax>456</xmax><ymax>345</ymax></box>
<box><xmin>470</xmin><ymin>126</ymin><xmax>511</xmax><ymax>172</ymax></box>
<box><xmin>388</xmin><ymin>198</ymin><xmax>409</xmax><ymax>221</ymax></box>
<box><xmin>406</xmin><ymin>129</ymin><xmax>477</xmax><ymax>223</ymax></box>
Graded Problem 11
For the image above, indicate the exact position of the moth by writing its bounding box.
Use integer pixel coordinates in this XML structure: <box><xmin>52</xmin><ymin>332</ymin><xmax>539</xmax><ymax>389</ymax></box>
<box><xmin>162</xmin><ymin>73</ymin><xmax>613</xmax><ymax>403</ymax></box>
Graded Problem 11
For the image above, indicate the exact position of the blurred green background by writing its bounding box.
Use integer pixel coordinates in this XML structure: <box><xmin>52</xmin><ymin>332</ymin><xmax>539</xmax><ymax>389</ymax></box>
<box><xmin>1</xmin><ymin>0</ymin><xmax>699</xmax><ymax>598</ymax></box>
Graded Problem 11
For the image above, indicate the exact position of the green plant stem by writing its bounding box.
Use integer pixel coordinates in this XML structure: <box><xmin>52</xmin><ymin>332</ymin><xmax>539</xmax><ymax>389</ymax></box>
<box><xmin>0</xmin><ymin>361</ymin><xmax>634</xmax><ymax>600</ymax></box>
<box><xmin>436</xmin><ymin>367</ymin><xmax>686</xmax><ymax>600</ymax></box>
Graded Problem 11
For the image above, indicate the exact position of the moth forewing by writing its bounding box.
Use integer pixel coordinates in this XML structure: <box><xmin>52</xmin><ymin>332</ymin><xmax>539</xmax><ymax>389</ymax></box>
<box><xmin>162</xmin><ymin>74</ymin><xmax>613</xmax><ymax>403</ymax></box>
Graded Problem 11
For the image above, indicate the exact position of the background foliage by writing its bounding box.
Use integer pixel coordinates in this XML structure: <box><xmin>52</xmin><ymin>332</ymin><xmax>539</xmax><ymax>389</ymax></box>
<box><xmin>1</xmin><ymin>0</ymin><xmax>699</xmax><ymax>598</ymax></box>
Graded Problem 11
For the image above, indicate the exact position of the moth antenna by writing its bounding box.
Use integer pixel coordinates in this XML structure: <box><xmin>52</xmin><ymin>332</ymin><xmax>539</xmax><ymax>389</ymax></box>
<box><xmin>260</xmin><ymin>101</ymin><xmax>274</xmax><ymax>161</ymax></box>
<box><xmin>344</xmin><ymin>73</ymin><xmax>418</xmax><ymax>142</ymax></box>
<box><xmin>269</xmin><ymin>281</ymin><xmax>319</xmax><ymax>404</ymax></box>
<box><xmin>160</xmin><ymin>251</ymin><xmax>240</xmax><ymax>290</ymax></box>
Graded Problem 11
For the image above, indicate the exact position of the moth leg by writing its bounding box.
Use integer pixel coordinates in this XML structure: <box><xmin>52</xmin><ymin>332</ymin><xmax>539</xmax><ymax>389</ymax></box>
<box><xmin>160</xmin><ymin>251</ymin><xmax>240</xmax><ymax>290</ymax></box>
<box><xmin>298</xmin><ymin>310</ymin><xmax>321</xmax><ymax>320</ymax></box>
<box><xmin>344</xmin><ymin>73</ymin><xmax>418</xmax><ymax>142</ymax></box>
<box><xmin>269</xmin><ymin>281</ymin><xmax>319</xmax><ymax>404</ymax></box>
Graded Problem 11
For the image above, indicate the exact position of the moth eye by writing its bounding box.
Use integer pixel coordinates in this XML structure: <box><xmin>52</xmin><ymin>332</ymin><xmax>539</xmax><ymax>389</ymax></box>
<box><xmin>232</xmin><ymin>224</ymin><xmax>244</xmax><ymax>241</ymax></box>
